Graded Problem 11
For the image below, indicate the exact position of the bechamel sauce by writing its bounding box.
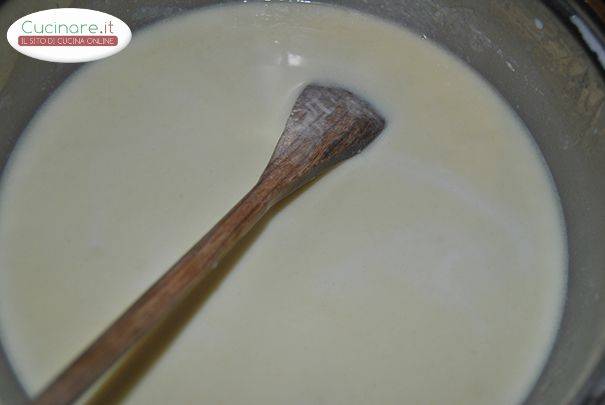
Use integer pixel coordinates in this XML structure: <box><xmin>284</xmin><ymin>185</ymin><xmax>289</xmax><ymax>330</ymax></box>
<box><xmin>0</xmin><ymin>3</ymin><xmax>566</xmax><ymax>404</ymax></box>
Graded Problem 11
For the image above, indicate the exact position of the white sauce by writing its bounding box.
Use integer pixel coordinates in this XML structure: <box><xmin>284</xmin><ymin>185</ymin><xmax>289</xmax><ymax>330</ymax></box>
<box><xmin>0</xmin><ymin>3</ymin><xmax>566</xmax><ymax>404</ymax></box>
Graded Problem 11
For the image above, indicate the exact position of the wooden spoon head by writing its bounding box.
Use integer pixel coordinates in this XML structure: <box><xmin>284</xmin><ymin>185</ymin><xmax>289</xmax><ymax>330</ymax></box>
<box><xmin>262</xmin><ymin>84</ymin><xmax>386</xmax><ymax>193</ymax></box>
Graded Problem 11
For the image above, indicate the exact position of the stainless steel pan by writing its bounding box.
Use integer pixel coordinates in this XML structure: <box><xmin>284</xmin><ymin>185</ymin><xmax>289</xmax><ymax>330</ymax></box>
<box><xmin>0</xmin><ymin>1</ymin><xmax>603</xmax><ymax>403</ymax></box>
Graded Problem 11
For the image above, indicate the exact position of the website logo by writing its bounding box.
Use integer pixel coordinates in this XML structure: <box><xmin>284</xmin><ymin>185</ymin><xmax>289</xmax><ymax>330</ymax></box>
<box><xmin>6</xmin><ymin>8</ymin><xmax>131</xmax><ymax>63</ymax></box>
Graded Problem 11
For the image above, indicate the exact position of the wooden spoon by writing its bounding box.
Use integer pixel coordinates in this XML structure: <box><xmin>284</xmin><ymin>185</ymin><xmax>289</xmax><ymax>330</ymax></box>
<box><xmin>34</xmin><ymin>84</ymin><xmax>386</xmax><ymax>405</ymax></box>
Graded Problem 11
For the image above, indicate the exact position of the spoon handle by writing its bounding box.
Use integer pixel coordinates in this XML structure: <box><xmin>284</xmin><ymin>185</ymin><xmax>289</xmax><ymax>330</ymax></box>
<box><xmin>35</xmin><ymin>179</ymin><xmax>279</xmax><ymax>405</ymax></box>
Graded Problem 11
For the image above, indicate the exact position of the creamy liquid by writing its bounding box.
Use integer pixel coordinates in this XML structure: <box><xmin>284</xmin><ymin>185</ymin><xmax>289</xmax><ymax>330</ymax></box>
<box><xmin>0</xmin><ymin>3</ymin><xmax>566</xmax><ymax>404</ymax></box>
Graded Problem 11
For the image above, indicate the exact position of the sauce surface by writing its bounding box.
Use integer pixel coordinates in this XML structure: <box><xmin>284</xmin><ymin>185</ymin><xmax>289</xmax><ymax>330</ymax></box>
<box><xmin>0</xmin><ymin>3</ymin><xmax>566</xmax><ymax>404</ymax></box>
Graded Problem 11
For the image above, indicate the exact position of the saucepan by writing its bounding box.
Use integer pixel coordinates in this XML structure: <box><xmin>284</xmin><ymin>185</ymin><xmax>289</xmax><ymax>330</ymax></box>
<box><xmin>0</xmin><ymin>0</ymin><xmax>604</xmax><ymax>403</ymax></box>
